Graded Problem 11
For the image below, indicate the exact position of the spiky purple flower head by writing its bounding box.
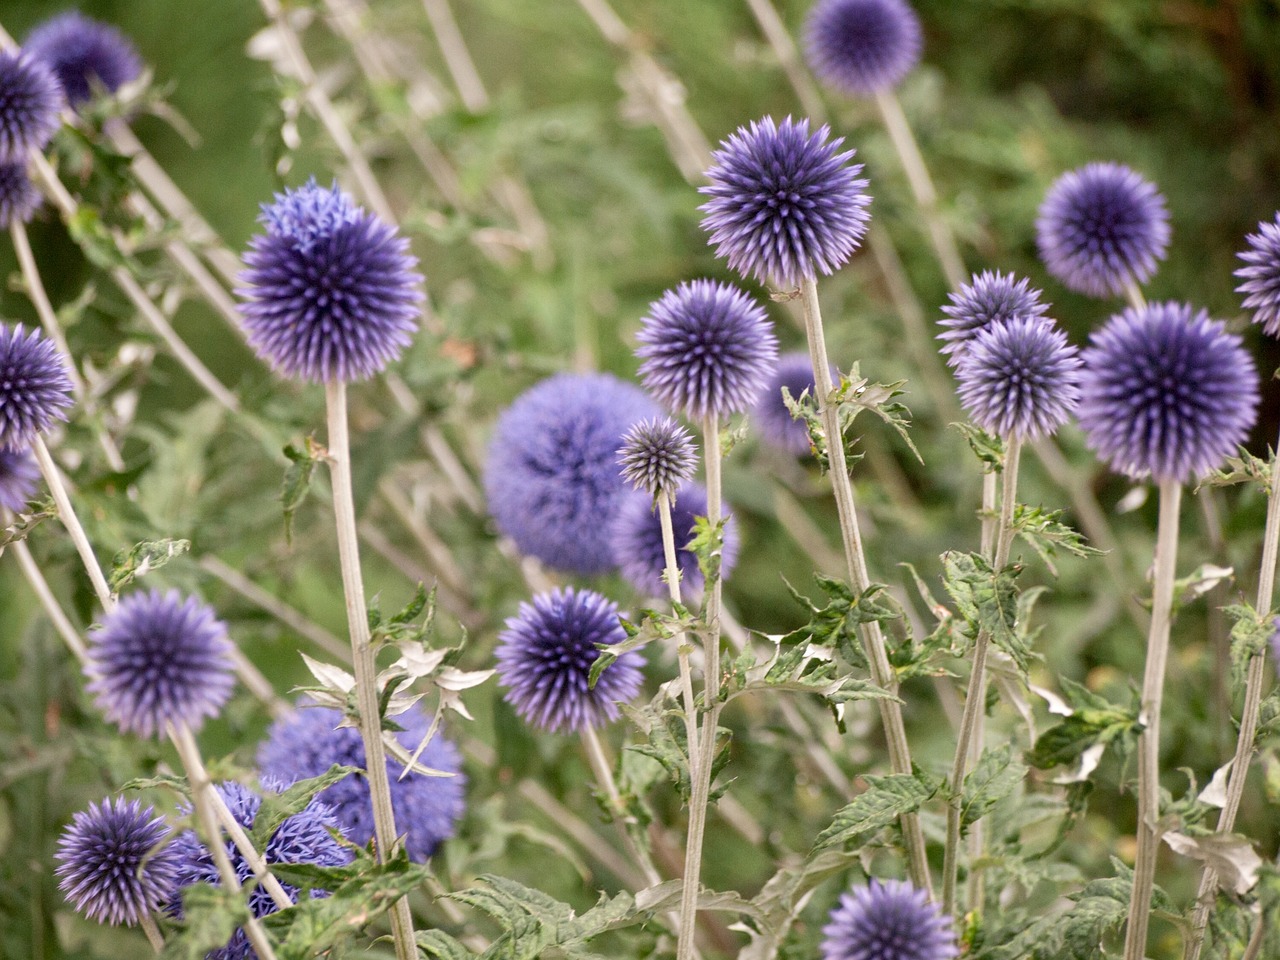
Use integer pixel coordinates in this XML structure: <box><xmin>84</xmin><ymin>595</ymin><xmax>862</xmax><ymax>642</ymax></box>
<box><xmin>1077</xmin><ymin>302</ymin><xmax>1259</xmax><ymax>482</ymax></box>
<box><xmin>496</xmin><ymin>587</ymin><xmax>644</xmax><ymax>733</ymax></box>
<box><xmin>612</xmin><ymin>484</ymin><xmax>740</xmax><ymax>600</ymax></box>
<box><xmin>1235</xmin><ymin>212</ymin><xmax>1280</xmax><ymax>338</ymax></box>
<box><xmin>636</xmin><ymin>280</ymin><xmax>779</xmax><ymax>421</ymax></box>
<box><xmin>804</xmin><ymin>0</ymin><xmax>923</xmax><ymax>96</ymax></box>
<box><xmin>0</xmin><ymin>446</ymin><xmax>39</xmax><ymax>513</ymax></box>
<box><xmin>166</xmin><ymin>781</ymin><xmax>352</xmax><ymax>960</ymax></box>
<box><xmin>0</xmin><ymin>323</ymin><xmax>74</xmax><ymax>449</ymax></box>
<box><xmin>55</xmin><ymin>796</ymin><xmax>181</xmax><ymax>926</ymax></box>
<box><xmin>1036</xmin><ymin>163</ymin><xmax>1170</xmax><ymax>298</ymax></box>
<box><xmin>750</xmin><ymin>351</ymin><xmax>837</xmax><ymax>455</ymax></box>
<box><xmin>0</xmin><ymin>162</ymin><xmax>41</xmax><ymax>228</ymax></box>
<box><xmin>238</xmin><ymin>179</ymin><xmax>423</xmax><ymax>382</ymax></box>
<box><xmin>701</xmin><ymin>116</ymin><xmax>872</xmax><ymax>289</ymax></box>
<box><xmin>258</xmin><ymin>698</ymin><xmax>465</xmax><ymax>862</ymax></box>
<box><xmin>821</xmin><ymin>879</ymin><xmax>958</xmax><ymax>960</ymax></box>
<box><xmin>0</xmin><ymin>50</ymin><xmax>62</xmax><ymax>163</ymax></box>
<box><xmin>85</xmin><ymin>590</ymin><xmax>235</xmax><ymax>739</ymax></box>
<box><xmin>938</xmin><ymin>271</ymin><xmax>1049</xmax><ymax>366</ymax></box>
<box><xmin>618</xmin><ymin>416</ymin><xmax>698</xmax><ymax>499</ymax></box>
<box><xmin>485</xmin><ymin>372</ymin><xmax>659</xmax><ymax>574</ymax></box>
<box><xmin>24</xmin><ymin>12</ymin><xmax>142</xmax><ymax>108</ymax></box>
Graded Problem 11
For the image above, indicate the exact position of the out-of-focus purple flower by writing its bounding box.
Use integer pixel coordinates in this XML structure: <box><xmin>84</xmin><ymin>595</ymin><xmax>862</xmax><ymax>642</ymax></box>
<box><xmin>1077</xmin><ymin>302</ymin><xmax>1259</xmax><ymax>482</ymax></box>
<box><xmin>750</xmin><ymin>351</ymin><xmax>836</xmax><ymax>456</ymax></box>
<box><xmin>258</xmin><ymin>698</ymin><xmax>465</xmax><ymax>862</ymax></box>
<box><xmin>612</xmin><ymin>484</ymin><xmax>739</xmax><ymax>600</ymax></box>
<box><xmin>804</xmin><ymin>0</ymin><xmax>923</xmax><ymax>96</ymax></box>
<box><xmin>238</xmin><ymin>179</ymin><xmax>423</xmax><ymax>382</ymax></box>
<box><xmin>23</xmin><ymin>12</ymin><xmax>142</xmax><ymax>108</ymax></box>
<box><xmin>496</xmin><ymin>587</ymin><xmax>644</xmax><ymax>733</ymax></box>
<box><xmin>1036</xmin><ymin>162</ymin><xmax>1170</xmax><ymax>298</ymax></box>
<box><xmin>618</xmin><ymin>416</ymin><xmax>698</xmax><ymax>499</ymax></box>
<box><xmin>0</xmin><ymin>446</ymin><xmax>40</xmax><ymax>513</ymax></box>
<box><xmin>1271</xmin><ymin>616</ymin><xmax>1280</xmax><ymax>674</ymax></box>
<box><xmin>821</xmin><ymin>878</ymin><xmax>958</xmax><ymax>960</ymax></box>
<box><xmin>0</xmin><ymin>162</ymin><xmax>41</xmax><ymax>228</ymax></box>
<box><xmin>701</xmin><ymin>116</ymin><xmax>871</xmax><ymax>289</ymax></box>
<box><xmin>0</xmin><ymin>323</ymin><xmax>74</xmax><ymax>449</ymax></box>
<box><xmin>0</xmin><ymin>50</ymin><xmax>62</xmax><ymax>163</ymax></box>
<box><xmin>1235</xmin><ymin>212</ymin><xmax>1280</xmax><ymax>338</ymax></box>
<box><xmin>484</xmin><ymin>372</ymin><xmax>659</xmax><ymax>575</ymax></box>
<box><xmin>938</xmin><ymin>271</ymin><xmax>1048</xmax><ymax>366</ymax></box>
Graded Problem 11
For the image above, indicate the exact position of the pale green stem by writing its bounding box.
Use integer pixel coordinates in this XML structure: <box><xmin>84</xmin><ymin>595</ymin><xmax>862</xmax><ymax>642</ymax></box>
<box><xmin>11</xmin><ymin>537</ymin><xmax>88</xmax><ymax>662</ymax></box>
<box><xmin>659</xmin><ymin>494</ymin><xmax>701</xmax><ymax>772</ymax></box>
<box><xmin>31</xmin><ymin>436</ymin><xmax>113</xmax><ymax>609</ymax></box>
<box><xmin>580</xmin><ymin>724</ymin><xmax>665</xmax><ymax>888</ymax></box>
<box><xmin>1125</xmin><ymin>282</ymin><xmax>1148</xmax><ymax>311</ymax></box>
<box><xmin>139</xmin><ymin>911</ymin><xmax>164</xmax><ymax>952</ymax></box>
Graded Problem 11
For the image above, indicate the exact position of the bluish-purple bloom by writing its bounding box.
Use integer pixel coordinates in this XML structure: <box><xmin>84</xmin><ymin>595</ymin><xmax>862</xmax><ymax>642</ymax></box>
<box><xmin>1235</xmin><ymin>212</ymin><xmax>1280</xmax><ymax>338</ymax></box>
<box><xmin>496</xmin><ymin>588</ymin><xmax>645</xmax><ymax>733</ymax></box>
<box><xmin>1077</xmin><ymin>302</ymin><xmax>1259</xmax><ymax>482</ymax></box>
<box><xmin>0</xmin><ymin>323</ymin><xmax>74</xmax><ymax>449</ymax></box>
<box><xmin>238</xmin><ymin>179</ymin><xmax>423</xmax><ymax>382</ymax></box>
<box><xmin>85</xmin><ymin>590</ymin><xmax>235</xmax><ymax>738</ymax></box>
<box><xmin>612</xmin><ymin>484</ymin><xmax>739</xmax><ymax>600</ymax></box>
<box><xmin>0</xmin><ymin>50</ymin><xmax>62</xmax><ymax>163</ymax></box>
<box><xmin>0</xmin><ymin>446</ymin><xmax>39</xmax><ymax>512</ymax></box>
<box><xmin>1036</xmin><ymin>163</ymin><xmax>1170</xmax><ymax>298</ymax></box>
<box><xmin>618</xmin><ymin>416</ymin><xmax>698</xmax><ymax>499</ymax></box>
<box><xmin>750</xmin><ymin>351</ymin><xmax>835</xmax><ymax>455</ymax></box>
<box><xmin>0</xmin><ymin>162</ymin><xmax>41</xmax><ymax>228</ymax></box>
<box><xmin>258</xmin><ymin>699</ymin><xmax>465</xmax><ymax>862</ymax></box>
<box><xmin>938</xmin><ymin>271</ymin><xmax>1049</xmax><ymax>366</ymax></box>
<box><xmin>485</xmin><ymin>372</ymin><xmax>659</xmax><ymax>574</ymax></box>
<box><xmin>804</xmin><ymin>0</ymin><xmax>923</xmax><ymax>96</ymax></box>
<box><xmin>55</xmin><ymin>796</ymin><xmax>181</xmax><ymax>926</ymax></box>
<box><xmin>701</xmin><ymin>116</ymin><xmax>871</xmax><ymax>289</ymax></box>
<box><xmin>821</xmin><ymin>879</ymin><xmax>958</xmax><ymax>960</ymax></box>
<box><xmin>24</xmin><ymin>12</ymin><xmax>142</xmax><ymax>108</ymax></box>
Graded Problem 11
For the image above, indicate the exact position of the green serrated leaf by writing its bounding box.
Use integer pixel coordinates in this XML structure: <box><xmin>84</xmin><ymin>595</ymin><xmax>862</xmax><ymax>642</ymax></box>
<box><xmin>109</xmin><ymin>538</ymin><xmax>191</xmax><ymax>592</ymax></box>
<box><xmin>961</xmin><ymin>744</ymin><xmax>1027</xmax><ymax>834</ymax></box>
<box><xmin>281</xmin><ymin>437</ymin><xmax>323</xmax><ymax>544</ymax></box>
<box><xmin>811</xmin><ymin>772</ymin><xmax>939</xmax><ymax>851</ymax></box>
<box><xmin>953</xmin><ymin>422</ymin><xmax>1004</xmax><ymax>470</ymax></box>
<box><xmin>250</xmin><ymin>765</ymin><xmax>360</xmax><ymax>851</ymax></box>
<box><xmin>1011</xmin><ymin>503</ymin><xmax>1102</xmax><ymax>576</ymax></box>
<box><xmin>160</xmin><ymin>883</ymin><xmax>254</xmax><ymax>960</ymax></box>
<box><xmin>1224</xmin><ymin>602</ymin><xmax>1277</xmax><ymax>689</ymax></box>
<box><xmin>590</xmin><ymin>609</ymin><xmax>695</xmax><ymax>689</ymax></box>
<box><xmin>1026</xmin><ymin>679</ymin><xmax>1139</xmax><ymax>772</ymax></box>
<box><xmin>941</xmin><ymin>551</ymin><xmax>1029</xmax><ymax>673</ymax></box>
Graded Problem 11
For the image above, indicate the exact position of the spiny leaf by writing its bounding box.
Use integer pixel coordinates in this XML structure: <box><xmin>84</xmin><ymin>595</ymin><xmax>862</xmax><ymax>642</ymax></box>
<box><xmin>1224</xmin><ymin>603</ymin><xmax>1276</xmax><ymax>688</ymax></box>
<box><xmin>109</xmin><ymin>538</ymin><xmax>191</xmax><ymax>592</ymax></box>
<box><xmin>941</xmin><ymin>552</ymin><xmax>1029</xmax><ymax>672</ymax></box>
<box><xmin>954</xmin><ymin>422</ymin><xmax>1004</xmax><ymax>469</ymax></box>
<box><xmin>1026</xmin><ymin>679</ymin><xmax>1139</xmax><ymax>772</ymax></box>
<box><xmin>591</xmin><ymin>608</ymin><xmax>696</xmax><ymax>689</ymax></box>
<box><xmin>250</xmin><ymin>764</ymin><xmax>359</xmax><ymax>851</ymax></box>
<box><xmin>281</xmin><ymin>436</ymin><xmax>324</xmax><ymax>544</ymax></box>
<box><xmin>962</xmin><ymin>744</ymin><xmax>1027</xmax><ymax>835</ymax></box>
<box><xmin>811</xmin><ymin>772</ymin><xmax>939</xmax><ymax>851</ymax></box>
<box><xmin>1011</xmin><ymin>504</ymin><xmax>1101</xmax><ymax>576</ymax></box>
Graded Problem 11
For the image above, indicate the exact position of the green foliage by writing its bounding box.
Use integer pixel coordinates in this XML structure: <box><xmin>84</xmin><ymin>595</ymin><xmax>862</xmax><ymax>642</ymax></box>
<box><xmin>108</xmin><ymin>538</ymin><xmax>191</xmax><ymax>592</ymax></box>
<box><xmin>811</xmin><ymin>772</ymin><xmax>940</xmax><ymax>852</ymax></box>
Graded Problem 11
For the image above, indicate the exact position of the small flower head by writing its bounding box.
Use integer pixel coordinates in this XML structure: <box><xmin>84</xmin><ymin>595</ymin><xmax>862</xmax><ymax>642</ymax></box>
<box><xmin>55</xmin><ymin>796</ymin><xmax>181</xmax><ymax>926</ymax></box>
<box><xmin>24</xmin><ymin>13</ymin><xmax>142</xmax><ymax>108</ymax></box>
<box><xmin>701</xmin><ymin>116</ymin><xmax>872</xmax><ymax>288</ymax></box>
<box><xmin>238</xmin><ymin>179</ymin><xmax>423</xmax><ymax>382</ymax></box>
<box><xmin>751</xmin><ymin>351</ymin><xmax>835</xmax><ymax>455</ymax></box>
<box><xmin>821</xmin><ymin>878</ymin><xmax>959</xmax><ymax>960</ymax></box>
<box><xmin>612</xmin><ymin>484</ymin><xmax>740</xmax><ymax>600</ymax></box>
<box><xmin>0</xmin><ymin>323</ymin><xmax>74</xmax><ymax>449</ymax></box>
<box><xmin>485</xmin><ymin>372</ymin><xmax>659</xmax><ymax>574</ymax></box>
<box><xmin>618</xmin><ymin>416</ymin><xmax>698</xmax><ymax>498</ymax></box>
<box><xmin>1077</xmin><ymin>302</ymin><xmax>1259</xmax><ymax>482</ymax></box>
<box><xmin>258</xmin><ymin>699</ymin><xmax>465</xmax><ymax>862</ymax></box>
<box><xmin>496</xmin><ymin>587</ymin><xmax>644</xmax><ymax>733</ymax></box>
<box><xmin>804</xmin><ymin>0</ymin><xmax>923</xmax><ymax>96</ymax></box>
<box><xmin>0</xmin><ymin>162</ymin><xmax>42</xmax><ymax>228</ymax></box>
<box><xmin>0</xmin><ymin>50</ymin><xmax>62</xmax><ymax>163</ymax></box>
<box><xmin>85</xmin><ymin>590</ymin><xmax>235</xmax><ymax>738</ymax></box>
<box><xmin>0</xmin><ymin>445</ymin><xmax>39</xmax><ymax>512</ymax></box>
<box><xmin>1235</xmin><ymin>212</ymin><xmax>1280</xmax><ymax>337</ymax></box>
<box><xmin>938</xmin><ymin>271</ymin><xmax>1049</xmax><ymax>366</ymax></box>
<box><xmin>955</xmin><ymin>317</ymin><xmax>1081</xmax><ymax>441</ymax></box>
<box><xmin>636</xmin><ymin>280</ymin><xmax>779</xmax><ymax>420</ymax></box>
<box><xmin>1036</xmin><ymin>162</ymin><xmax>1170</xmax><ymax>298</ymax></box>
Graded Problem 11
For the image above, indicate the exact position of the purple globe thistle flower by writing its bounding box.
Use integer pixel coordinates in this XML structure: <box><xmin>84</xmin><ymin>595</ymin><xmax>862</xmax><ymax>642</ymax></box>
<box><xmin>496</xmin><ymin>587</ymin><xmax>645</xmax><ymax>733</ymax></box>
<box><xmin>750</xmin><ymin>351</ymin><xmax>837</xmax><ymax>455</ymax></box>
<box><xmin>955</xmin><ymin>317</ymin><xmax>1081</xmax><ymax>441</ymax></box>
<box><xmin>166</xmin><ymin>781</ymin><xmax>352</xmax><ymax>960</ymax></box>
<box><xmin>0</xmin><ymin>162</ymin><xmax>42</xmax><ymax>228</ymax></box>
<box><xmin>238</xmin><ymin>179</ymin><xmax>423</xmax><ymax>383</ymax></box>
<box><xmin>55</xmin><ymin>796</ymin><xmax>181</xmax><ymax>926</ymax></box>
<box><xmin>701</xmin><ymin>116</ymin><xmax>872</xmax><ymax>289</ymax></box>
<box><xmin>804</xmin><ymin>0</ymin><xmax>923</xmax><ymax>96</ymax></box>
<box><xmin>0</xmin><ymin>446</ymin><xmax>40</xmax><ymax>513</ymax></box>
<box><xmin>618</xmin><ymin>416</ymin><xmax>698</xmax><ymax>499</ymax></box>
<box><xmin>0</xmin><ymin>50</ymin><xmax>62</xmax><ymax>163</ymax></box>
<box><xmin>485</xmin><ymin>372</ymin><xmax>660</xmax><ymax>574</ymax></box>
<box><xmin>23</xmin><ymin>12</ymin><xmax>143</xmax><ymax>109</ymax></box>
<box><xmin>0</xmin><ymin>323</ymin><xmax>74</xmax><ymax>449</ymax></box>
<box><xmin>1235</xmin><ymin>212</ymin><xmax>1280</xmax><ymax>337</ymax></box>
<box><xmin>821</xmin><ymin>878</ymin><xmax>958</xmax><ymax>960</ymax></box>
<box><xmin>1271</xmin><ymin>616</ymin><xmax>1280</xmax><ymax>675</ymax></box>
<box><xmin>85</xmin><ymin>590</ymin><xmax>236</xmax><ymax>739</ymax></box>
<box><xmin>636</xmin><ymin>280</ymin><xmax>779</xmax><ymax>421</ymax></box>
<box><xmin>1036</xmin><ymin>163</ymin><xmax>1170</xmax><ymax>298</ymax></box>
<box><xmin>258</xmin><ymin>698</ymin><xmax>465</xmax><ymax>862</ymax></box>
<box><xmin>1077</xmin><ymin>302</ymin><xmax>1259</xmax><ymax>482</ymax></box>
<box><xmin>938</xmin><ymin>271</ymin><xmax>1049</xmax><ymax>366</ymax></box>
<box><xmin>612</xmin><ymin>484</ymin><xmax>740</xmax><ymax>600</ymax></box>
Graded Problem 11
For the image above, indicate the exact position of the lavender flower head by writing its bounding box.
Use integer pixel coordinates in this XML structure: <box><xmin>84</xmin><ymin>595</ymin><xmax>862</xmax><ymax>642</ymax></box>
<box><xmin>804</xmin><ymin>0</ymin><xmax>923</xmax><ymax>96</ymax></box>
<box><xmin>485</xmin><ymin>372</ymin><xmax>659</xmax><ymax>574</ymax></box>
<box><xmin>636</xmin><ymin>280</ymin><xmax>779</xmax><ymax>421</ymax></box>
<box><xmin>1271</xmin><ymin>616</ymin><xmax>1280</xmax><ymax>675</ymax></box>
<box><xmin>0</xmin><ymin>446</ymin><xmax>40</xmax><ymax>513</ymax></box>
<box><xmin>0</xmin><ymin>323</ymin><xmax>74</xmax><ymax>449</ymax></box>
<box><xmin>0</xmin><ymin>50</ymin><xmax>62</xmax><ymax>163</ymax></box>
<box><xmin>238</xmin><ymin>179</ymin><xmax>423</xmax><ymax>382</ymax></box>
<box><xmin>612</xmin><ymin>484</ymin><xmax>739</xmax><ymax>600</ymax></box>
<box><xmin>55</xmin><ymin>796</ymin><xmax>181</xmax><ymax>926</ymax></box>
<box><xmin>1235</xmin><ymin>212</ymin><xmax>1280</xmax><ymax>337</ymax></box>
<box><xmin>955</xmin><ymin>317</ymin><xmax>1081</xmax><ymax>441</ymax></box>
<box><xmin>1036</xmin><ymin>163</ymin><xmax>1170</xmax><ymax>298</ymax></box>
<box><xmin>258</xmin><ymin>699</ymin><xmax>465</xmax><ymax>862</ymax></box>
<box><xmin>751</xmin><ymin>351</ymin><xmax>836</xmax><ymax>455</ymax></box>
<box><xmin>496</xmin><ymin>587</ymin><xmax>645</xmax><ymax>733</ymax></box>
<box><xmin>85</xmin><ymin>590</ymin><xmax>235</xmax><ymax>738</ymax></box>
<box><xmin>618</xmin><ymin>416</ymin><xmax>698</xmax><ymax>499</ymax></box>
<box><xmin>938</xmin><ymin>271</ymin><xmax>1049</xmax><ymax>366</ymax></box>
<box><xmin>1077</xmin><ymin>302</ymin><xmax>1259</xmax><ymax>482</ymax></box>
<box><xmin>821</xmin><ymin>879</ymin><xmax>958</xmax><ymax>960</ymax></box>
<box><xmin>0</xmin><ymin>162</ymin><xmax>42</xmax><ymax>228</ymax></box>
<box><xmin>701</xmin><ymin>116</ymin><xmax>871</xmax><ymax>289</ymax></box>
<box><xmin>24</xmin><ymin>12</ymin><xmax>143</xmax><ymax>108</ymax></box>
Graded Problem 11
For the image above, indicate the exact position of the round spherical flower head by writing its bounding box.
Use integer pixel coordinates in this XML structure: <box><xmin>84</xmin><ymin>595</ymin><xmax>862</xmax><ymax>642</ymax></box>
<box><xmin>485</xmin><ymin>372</ymin><xmax>659</xmax><ymax>574</ymax></box>
<box><xmin>751</xmin><ymin>351</ymin><xmax>837</xmax><ymax>455</ymax></box>
<box><xmin>1036</xmin><ymin>162</ymin><xmax>1170</xmax><ymax>298</ymax></box>
<box><xmin>938</xmin><ymin>271</ymin><xmax>1049</xmax><ymax>366</ymax></box>
<box><xmin>238</xmin><ymin>179</ymin><xmax>423</xmax><ymax>383</ymax></box>
<box><xmin>0</xmin><ymin>50</ymin><xmax>62</xmax><ymax>164</ymax></box>
<box><xmin>1236</xmin><ymin>212</ymin><xmax>1280</xmax><ymax>338</ymax></box>
<box><xmin>24</xmin><ymin>12</ymin><xmax>143</xmax><ymax>108</ymax></box>
<box><xmin>0</xmin><ymin>323</ymin><xmax>74</xmax><ymax>449</ymax></box>
<box><xmin>0</xmin><ymin>162</ymin><xmax>42</xmax><ymax>228</ymax></box>
<box><xmin>618</xmin><ymin>416</ymin><xmax>698</xmax><ymax>498</ymax></box>
<box><xmin>85</xmin><ymin>589</ymin><xmax>236</xmax><ymax>738</ymax></box>
<box><xmin>637</xmin><ymin>280</ymin><xmax>779</xmax><ymax>420</ymax></box>
<box><xmin>805</xmin><ymin>0</ymin><xmax>923</xmax><ymax>96</ymax></box>
<box><xmin>700</xmin><ymin>116</ymin><xmax>871</xmax><ymax>289</ymax></box>
<box><xmin>821</xmin><ymin>878</ymin><xmax>958</xmax><ymax>960</ymax></box>
<box><xmin>56</xmin><ymin>796</ymin><xmax>181</xmax><ymax>926</ymax></box>
<box><xmin>612</xmin><ymin>484</ymin><xmax>740</xmax><ymax>600</ymax></box>
<box><xmin>496</xmin><ymin>587</ymin><xmax>645</xmax><ymax>733</ymax></box>
<box><xmin>0</xmin><ymin>445</ymin><xmax>40</xmax><ymax>513</ymax></box>
<box><xmin>258</xmin><ymin>698</ymin><xmax>465</xmax><ymax>862</ymax></box>
<box><xmin>1077</xmin><ymin>301</ymin><xmax>1259</xmax><ymax>482</ymax></box>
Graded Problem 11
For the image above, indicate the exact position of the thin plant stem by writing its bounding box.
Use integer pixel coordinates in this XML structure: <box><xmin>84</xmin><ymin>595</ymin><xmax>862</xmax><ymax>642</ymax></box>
<box><xmin>580</xmin><ymin>724</ymin><xmax>665</xmax><ymax>888</ymax></box>
<box><xmin>741</xmin><ymin>0</ymin><xmax>826</xmax><ymax>121</ymax></box>
<box><xmin>1125</xmin><ymin>282</ymin><xmax>1148</xmax><ymax>311</ymax></box>
<box><xmin>139</xmin><ymin>911</ymin><xmax>164</xmax><ymax>952</ymax></box>
<box><xmin>658</xmin><ymin>494</ymin><xmax>701</xmax><ymax>772</ymax></box>
<box><xmin>11</xmin><ymin>537</ymin><xmax>88</xmax><ymax>663</ymax></box>
<box><xmin>31</xmin><ymin>436</ymin><xmax>114</xmax><ymax>609</ymax></box>
<box><xmin>1123</xmin><ymin>479</ymin><xmax>1183</xmax><ymax>960</ymax></box>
